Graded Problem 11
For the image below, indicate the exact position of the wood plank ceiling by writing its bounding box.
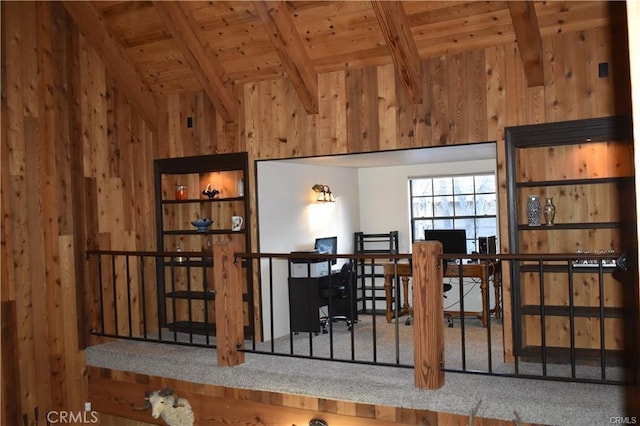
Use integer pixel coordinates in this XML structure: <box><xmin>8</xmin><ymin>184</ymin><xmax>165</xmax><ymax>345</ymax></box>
<box><xmin>63</xmin><ymin>1</ymin><xmax>616</xmax><ymax>123</ymax></box>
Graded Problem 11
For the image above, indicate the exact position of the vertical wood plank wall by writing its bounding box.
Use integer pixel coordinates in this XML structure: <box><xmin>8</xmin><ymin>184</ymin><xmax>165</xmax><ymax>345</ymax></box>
<box><xmin>1</xmin><ymin>1</ymin><xmax>632</xmax><ymax>423</ymax></box>
<box><xmin>86</xmin><ymin>366</ymin><xmax>523</xmax><ymax>426</ymax></box>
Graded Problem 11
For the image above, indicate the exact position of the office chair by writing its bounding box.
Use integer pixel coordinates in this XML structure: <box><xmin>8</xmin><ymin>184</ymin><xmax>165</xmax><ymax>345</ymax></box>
<box><xmin>404</xmin><ymin>260</ymin><xmax>454</xmax><ymax>327</ymax></box>
<box><xmin>318</xmin><ymin>261</ymin><xmax>356</xmax><ymax>333</ymax></box>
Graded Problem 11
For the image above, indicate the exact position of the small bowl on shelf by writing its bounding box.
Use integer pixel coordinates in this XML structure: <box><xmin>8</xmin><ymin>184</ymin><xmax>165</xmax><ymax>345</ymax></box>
<box><xmin>191</xmin><ymin>218</ymin><xmax>213</xmax><ymax>232</ymax></box>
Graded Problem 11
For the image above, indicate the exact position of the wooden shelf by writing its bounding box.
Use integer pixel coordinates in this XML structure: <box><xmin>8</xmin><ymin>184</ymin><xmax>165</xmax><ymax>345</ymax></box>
<box><xmin>166</xmin><ymin>321</ymin><xmax>253</xmax><ymax>337</ymax></box>
<box><xmin>520</xmin><ymin>305</ymin><xmax>625</xmax><ymax>318</ymax></box>
<box><xmin>517</xmin><ymin>222</ymin><xmax>622</xmax><ymax>230</ymax></box>
<box><xmin>515</xmin><ymin>176</ymin><xmax>633</xmax><ymax>188</ymax></box>
<box><xmin>166</xmin><ymin>290</ymin><xmax>216</xmax><ymax>300</ymax></box>
<box><xmin>163</xmin><ymin>258</ymin><xmax>213</xmax><ymax>267</ymax></box>
<box><xmin>163</xmin><ymin>229</ymin><xmax>245</xmax><ymax>235</ymax></box>
<box><xmin>519</xmin><ymin>345</ymin><xmax>628</xmax><ymax>367</ymax></box>
<box><xmin>167</xmin><ymin>321</ymin><xmax>216</xmax><ymax>336</ymax></box>
<box><xmin>518</xmin><ymin>264</ymin><xmax>617</xmax><ymax>273</ymax></box>
<box><xmin>166</xmin><ymin>291</ymin><xmax>250</xmax><ymax>303</ymax></box>
<box><xmin>155</xmin><ymin>152</ymin><xmax>253</xmax><ymax>338</ymax></box>
<box><xmin>161</xmin><ymin>196</ymin><xmax>244</xmax><ymax>204</ymax></box>
<box><xmin>505</xmin><ymin>116</ymin><xmax>636</xmax><ymax>369</ymax></box>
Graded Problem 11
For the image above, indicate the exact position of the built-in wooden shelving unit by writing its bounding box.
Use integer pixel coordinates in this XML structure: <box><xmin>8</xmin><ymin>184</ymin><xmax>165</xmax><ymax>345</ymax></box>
<box><xmin>154</xmin><ymin>152</ymin><xmax>252</xmax><ymax>337</ymax></box>
<box><xmin>505</xmin><ymin>116</ymin><xmax>637</xmax><ymax>366</ymax></box>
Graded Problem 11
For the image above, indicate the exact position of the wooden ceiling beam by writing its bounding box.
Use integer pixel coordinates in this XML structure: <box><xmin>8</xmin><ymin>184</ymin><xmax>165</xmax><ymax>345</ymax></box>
<box><xmin>253</xmin><ymin>1</ymin><xmax>319</xmax><ymax>114</ymax></box>
<box><xmin>507</xmin><ymin>1</ymin><xmax>545</xmax><ymax>87</ymax></box>
<box><xmin>371</xmin><ymin>1</ymin><xmax>423</xmax><ymax>105</ymax></box>
<box><xmin>62</xmin><ymin>1</ymin><xmax>159</xmax><ymax>127</ymax></box>
<box><xmin>152</xmin><ymin>1</ymin><xmax>238</xmax><ymax>122</ymax></box>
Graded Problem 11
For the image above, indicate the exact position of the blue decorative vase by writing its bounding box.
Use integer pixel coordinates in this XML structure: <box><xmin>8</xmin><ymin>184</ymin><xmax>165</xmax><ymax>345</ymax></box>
<box><xmin>527</xmin><ymin>195</ymin><xmax>542</xmax><ymax>226</ymax></box>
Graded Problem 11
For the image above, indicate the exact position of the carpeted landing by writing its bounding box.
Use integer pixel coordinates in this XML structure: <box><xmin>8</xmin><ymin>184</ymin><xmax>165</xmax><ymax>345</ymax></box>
<box><xmin>86</xmin><ymin>316</ymin><xmax>630</xmax><ymax>425</ymax></box>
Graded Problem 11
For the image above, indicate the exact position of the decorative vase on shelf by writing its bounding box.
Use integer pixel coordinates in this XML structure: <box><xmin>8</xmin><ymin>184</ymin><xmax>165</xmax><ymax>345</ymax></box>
<box><xmin>526</xmin><ymin>195</ymin><xmax>542</xmax><ymax>226</ymax></box>
<box><xmin>543</xmin><ymin>197</ymin><xmax>556</xmax><ymax>226</ymax></box>
<box><xmin>237</xmin><ymin>178</ymin><xmax>244</xmax><ymax>197</ymax></box>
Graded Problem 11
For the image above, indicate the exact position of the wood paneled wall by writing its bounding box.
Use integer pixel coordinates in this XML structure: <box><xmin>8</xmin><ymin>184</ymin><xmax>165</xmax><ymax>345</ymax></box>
<box><xmin>1</xmin><ymin>1</ymin><xmax>632</xmax><ymax>424</ymax></box>
<box><xmin>88</xmin><ymin>366</ymin><xmax>528</xmax><ymax>426</ymax></box>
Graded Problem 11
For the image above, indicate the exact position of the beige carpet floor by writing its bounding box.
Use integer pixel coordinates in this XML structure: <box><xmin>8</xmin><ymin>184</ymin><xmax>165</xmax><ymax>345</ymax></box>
<box><xmin>86</xmin><ymin>314</ymin><xmax>635</xmax><ymax>425</ymax></box>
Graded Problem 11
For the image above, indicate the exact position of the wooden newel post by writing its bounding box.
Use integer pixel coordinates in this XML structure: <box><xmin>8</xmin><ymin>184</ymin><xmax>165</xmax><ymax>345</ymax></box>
<box><xmin>213</xmin><ymin>242</ymin><xmax>245</xmax><ymax>367</ymax></box>
<box><xmin>412</xmin><ymin>241</ymin><xmax>445</xmax><ymax>389</ymax></box>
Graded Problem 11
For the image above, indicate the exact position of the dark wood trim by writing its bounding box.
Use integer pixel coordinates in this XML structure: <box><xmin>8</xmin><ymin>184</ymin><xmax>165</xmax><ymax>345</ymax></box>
<box><xmin>504</xmin><ymin>115</ymin><xmax>632</xmax><ymax>148</ymax></box>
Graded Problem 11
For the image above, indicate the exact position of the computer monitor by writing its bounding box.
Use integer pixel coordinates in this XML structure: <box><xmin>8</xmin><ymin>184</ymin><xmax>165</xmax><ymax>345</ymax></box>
<box><xmin>424</xmin><ymin>229</ymin><xmax>467</xmax><ymax>262</ymax></box>
<box><xmin>314</xmin><ymin>236</ymin><xmax>338</xmax><ymax>265</ymax></box>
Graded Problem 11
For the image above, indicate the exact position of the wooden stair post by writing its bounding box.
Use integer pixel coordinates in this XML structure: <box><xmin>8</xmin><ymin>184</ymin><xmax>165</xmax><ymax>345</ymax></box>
<box><xmin>213</xmin><ymin>242</ymin><xmax>245</xmax><ymax>366</ymax></box>
<box><xmin>412</xmin><ymin>241</ymin><xmax>445</xmax><ymax>389</ymax></box>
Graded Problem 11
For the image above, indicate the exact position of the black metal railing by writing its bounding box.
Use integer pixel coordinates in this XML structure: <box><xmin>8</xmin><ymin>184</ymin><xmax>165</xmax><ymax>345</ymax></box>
<box><xmin>86</xmin><ymin>249</ymin><xmax>218</xmax><ymax>348</ymax></box>
<box><xmin>86</xmin><ymin>248</ymin><xmax>638</xmax><ymax>385</ymax></box>
<box><xmin>236</xmin><ymin>250</ymin><xmax>637</xmax><ymax>384</ymax></box>
<box><xmin>439</xmin><ymin>252</ymin><xmax>637</xmax><ymax>385</ymax></box>
<box><xmin>239</xmin><ymin>252</ymin><xmax>416</xmax><ymax>368</ymax></box>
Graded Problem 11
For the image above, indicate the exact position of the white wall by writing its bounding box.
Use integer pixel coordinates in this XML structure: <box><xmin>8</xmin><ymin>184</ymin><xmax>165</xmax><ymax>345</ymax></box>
<box><xmin>257</xmin><ymin>161</ymin><xmax>360</xmax><ymax>339</ymax></box>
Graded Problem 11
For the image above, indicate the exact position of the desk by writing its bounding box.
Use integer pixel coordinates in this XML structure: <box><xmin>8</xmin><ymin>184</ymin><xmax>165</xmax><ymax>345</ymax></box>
<box><xmin>383</xmin><ymin>261</ymin><xmax>501</xmax><ymax>327</ymax></box>
<box><xmin>288</xmin><ymin>276</ymin><xmax>325</xmax><ymax>333</ymax></box>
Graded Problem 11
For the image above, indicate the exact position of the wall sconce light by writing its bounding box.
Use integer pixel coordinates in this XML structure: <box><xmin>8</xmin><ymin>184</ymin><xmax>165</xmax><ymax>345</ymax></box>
<box><xmin>312</xmin><ymin>184</ymin><xmax>335</xmax><ymax>202</ymax></box>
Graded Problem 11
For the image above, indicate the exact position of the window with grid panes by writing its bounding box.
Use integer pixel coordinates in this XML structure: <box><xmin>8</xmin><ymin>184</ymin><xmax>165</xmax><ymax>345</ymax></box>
<box><xmin>410</xmin><ymin>174</ymin><xmax>497</xmax><ymax>254</ymax></box>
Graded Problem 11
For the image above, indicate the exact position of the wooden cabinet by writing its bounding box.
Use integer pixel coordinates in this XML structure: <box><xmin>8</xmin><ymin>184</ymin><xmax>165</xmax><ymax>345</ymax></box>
<box><xmin>154</xmin><ymin>152</ymin><xmax>252</xmax><ymax>336</ymax></box>
<box><xmin>505</xmin><ymin>116</ymin><xmax>636</xmax><ymax>364</ymax></box>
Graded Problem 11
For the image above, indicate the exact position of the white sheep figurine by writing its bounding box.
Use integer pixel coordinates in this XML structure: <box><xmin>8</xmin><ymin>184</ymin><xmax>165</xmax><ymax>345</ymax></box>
<box><xmin>134</xmin><ymin>388</ymin><xmax>194</xmax><ymax>426</ymax></box>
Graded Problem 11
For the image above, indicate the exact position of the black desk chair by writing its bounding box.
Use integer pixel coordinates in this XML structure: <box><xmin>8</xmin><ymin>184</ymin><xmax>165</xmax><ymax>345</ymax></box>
<box><xmin>318</xmin><ymin>261</ymin><xmax>356</xmax><ymax>333</ymax></box>
<box><xmin>405</xmin><ymin>259</ymin><xmax>454</xmax><ymax>327</ymax></box>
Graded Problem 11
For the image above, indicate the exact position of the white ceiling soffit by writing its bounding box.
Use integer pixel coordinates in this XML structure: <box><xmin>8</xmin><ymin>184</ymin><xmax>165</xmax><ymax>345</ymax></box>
<box><xmin>276</xmin><ymin>143</ymin><xmax>496</xmax><ymax>168</ymax></box>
